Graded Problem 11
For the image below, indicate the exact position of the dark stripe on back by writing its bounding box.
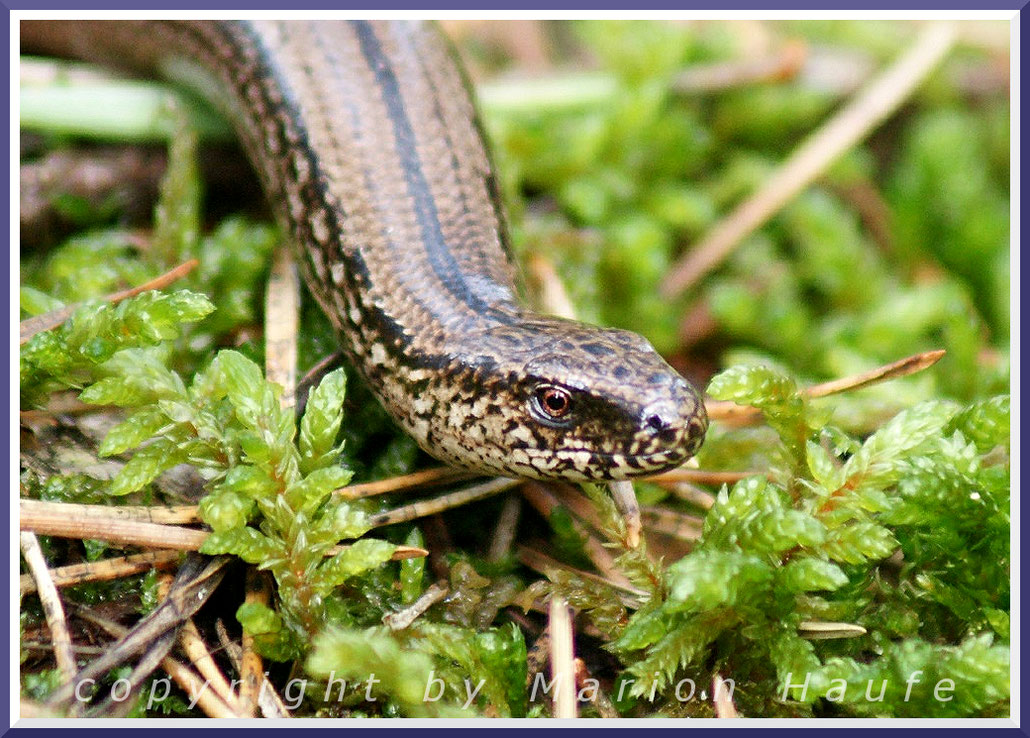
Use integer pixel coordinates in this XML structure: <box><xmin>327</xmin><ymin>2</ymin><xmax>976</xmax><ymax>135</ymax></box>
<box><xmin>217</xmin><ymin>22</ymin><xmax>479</xmax><ymax>373</ymax></box>
<box><xmin>350</xmin><ymin>20</ymin><xmax>513</xmax><ymax>324</ymax></box>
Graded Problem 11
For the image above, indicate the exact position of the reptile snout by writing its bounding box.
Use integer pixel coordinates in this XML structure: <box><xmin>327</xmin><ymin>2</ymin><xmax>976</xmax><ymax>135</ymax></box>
<box><xmin>643</xmin><ymin>404</ymin><xmax>682</xmax><ymax>446</ymax></box>
<box><xmin>639</xmin><ymin>374</ymin><xmax>708</xmax><ymax>454</ymax></box>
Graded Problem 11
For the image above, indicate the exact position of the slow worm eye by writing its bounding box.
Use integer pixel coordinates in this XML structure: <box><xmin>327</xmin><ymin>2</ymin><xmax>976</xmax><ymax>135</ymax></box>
<box><xmin>535</xmin><ymin>386</ymin><xmax>572</xmax><ymax>419</ymax></box>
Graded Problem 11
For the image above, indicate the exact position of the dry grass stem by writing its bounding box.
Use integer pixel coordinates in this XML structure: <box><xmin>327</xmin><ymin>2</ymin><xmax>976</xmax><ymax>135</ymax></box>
<box><xmin>325</xmin><ymin>543</ymin><xmax>428</xmax><ymax>560</ymax></box>
<box><xmin>488</xmin><ymin>493</ymin><xmax>522</xmax><ymax>562</ymax></box>
<box><xmin>215</xmin><ymin>620</ymin><xmax>292</xmax><ymax>718</ymax></box>
<box><xmin>608</xmin><ymin>479</ymin><xmax>642</xmax><ymax>548</ymax></box>
<box><xmin>516</xmin><ymin>545</ymin><xmax>647</xmax><ymax>602</ymax></box>
<box><xmin>798</xmin><ymin>620</ymin><xmax>868</xmax><ymax>640</ymax></box>
<box><xmin>713</xmin><ymin>673</ymin><xmax>739</xmax><ymax>718</ymax></box>
<box><xmin>22</xmin><ymin>641</ymin><xmax>106</xmax><ymax>657</ymax></box>
<box><xmin>82</xmin><ymin>610</ymin><xmax>243</xmax><ymax>718</ymax></box>
<box><xmin>19</xmin><ymin>549</ymin><xmax>181</xmax><ymax>595</ymax></box>
<box><xmin>179</xmin><ymin>619</ymin><xmax>246</xmax><ymax>714</ymax></box>
<box><xmin>548</xmin><ymin>595</ymin><xmax>577</xmax><ymax>719</ymax></box>
<box><xmin>521</xmin><ymin>483</ymin><xmax>635</xmax><ymax>591</ymax></box>
<box><xmin>369</xmin><ymin>477</ymin><xmax>520</xmax><ymax>528</ymax></box>
<box><xmin>658</xmin><ymin>482</ymin><xmax>718</xmax><ymax>510</ymax></box>
<box><xmin>20</xmin><ymin>499</ymin><xmax>207</xmax><ymax>550</ymax></box>
<box><xmin>546</xmin><ymin>483</ymin><xmax>607</xmax><ymax>533</ymax></box>
<box><xmin>237</xmin><ymin>569</ymin><xmax>270</xmax><ymax>718</ymax></box>
<box><xmin>639</xmin><ymin>506</ymin><xmax>705</xmax><ymax>542</ymax></box>
<box><xmin>527</xmin><ymin>253</ymin><xmax>578</xmax><ymax>320</ymax></box>
<box><xmin>705</xmin><ymin>349</ymin><xmax>948</xmax><ymax>425</ymax></box>
<box><xmin>334</xmin><ymin>466</ymin><xmax>474</xmax><ymax>500</ymax></box>
<box><xmin>19</xmin><ymin>531</ymin><xmax>77</xmax><ymax>682</ymax></box>
<box><xmin>647</xmin><ymin>468</ymin><xmax>761</xmax><ymax>486</ymax></box>
<box><xmin>383</xmin><ymin>581</ymin><xmax>450</xmax><ymax>630</ymax></box>
<box><xmin>660</xmin><ymin>21</ymin><xmax>957</xmax><ymax>296</ymax></box>
<box><xmin>806</xmin><ymin>349</ymin><xmax>946</xmax><ymax>398</ymax></box>
<box><xmin>265</xmin><ymin>244</ymin><xmax>299</xmax><ymax>408</ymax></box>
<box><xmin>45</xmin><ymin>556</ymin><xmax>228</xmax><ymax>716</ymax></box>
<box><xmin>21</xmin><ymin>501</ymin><xmax>200</xmax><ymax>525</ymax></box>
<box><xmin>674</xmin><ymin>40</ymin><xmax>806</xmax><ymax>92</ymax></box>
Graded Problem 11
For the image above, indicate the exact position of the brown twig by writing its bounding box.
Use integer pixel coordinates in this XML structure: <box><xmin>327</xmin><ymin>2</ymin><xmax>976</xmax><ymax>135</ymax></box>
<box><xmin>78</xmin><ymin>608</ymin><xmax>242</xmax><ymax>718</ymax></box>
<box><xmin>20</xmin><ymin>550</ymin><xmax>182</xmax><ymax>595</ymax></box>
<box><xmin>516</xmin><ymin>545</ymin><xmax>646</xmax><ymax>602</ymax></box>
<box><xmin>704</xmin><ymin>349</ymin><xmax>947</xmax><ymax>426</ymax></box>
<box><xmin>19</xmin><ymin>532</ymin><xmax>77</xmax><ymax>683</ymax></box>
<box><xmin>369</xmin><ymin>477</ymin><xmax>520</xmax><ymax>528</ymax></box>
<box><xmin>660</xmin><ymin>21</ymin><xmax>957</xmax><ymax>297</ymax></box>
<box><xmin>20</xmin><ymin>499</ymin><xmax>208</xmax><ymax>550</ymax></box>
<box><xmin>22</xmin><ymin>641</ymin><xmax>106</xmax><ymax>657</ymax></box>
<box><xmin>422</xmin><ymin>515</ymin><xmax>455</xmax><ymax>581</ymax></box>
<box><xmin>807</xmin><ymin>348</ymin><xmax>946</xmax><ymax>399</ymax></box>
<box><xmin>327</xmin><ymin>543</ymin><xmax>428</xmax><ymax>560</ymax></box>
<box><xmin>702</xmin><ymin>401</ymin><xmax>770</xmax><ymax>426</ymax></box>
<box><xmin>659</xmin><ymin>482</ymin><xmax>717</xmax><ymax>511</ymax></box>
<box><xmin>573</xmin><ymin>658</ymin><xmax>619</xmax><ymax>718</ymax></box>
<box><xmin>545</xmin><ymin>483</ymin><xmax>608</xmax><ymax>534</ymax></box>
<box><xmin>19</xmin><ymin>258</ymin><xmax>199</xmax><ymax>344</ymax></box>
<box><xmin>23</xmin><ymin>500</ymin><xmax>200</xmax><ymax>525</ymax></box>
<box><xmin>674</xmin><ymin>39</ymin><xmax>807</xmax><ymax>92</ymax></box>
<box><xmin>487</xmin><ymin>493</ymin><xmax>522</xmax><ymax>562</ymax></box>
<box><xmin>179</xmin><ymin>619</ymin><xmax>246</xmax><ymax>715</ymax></box>
<box><xmin>830</xmin><ymin>178</ymin><xmax>895</xmax><ymax>255</ymax></box>
<box><xmin>647</xmin><ymin>468</ymin><xmax>763</xmax><ymax>486</ymax></box>
<box><xmin>19</xmin><ymin>499</ymin><xmax>427</xmax><ymax>561</ymax></box>
<box><xmin>382</xmin><ymin>581</ymin><xmax>450</xmax><ymax>631</ymax></box>
<box><xmin>51</xmin><ymin>556</ymin><xmax>231</xmax><ymax>716</ymax></box>
<box><xmin>215</xmin><ymin>620</ymin><xmax>291</xmax><ymax>718</ymax></box>
<box><xmin>639</xmin><ymin>506</ymin><xmax>704</xmax><ymax>543</ymax></box>
<box><xmin>237</xmin><ymin>569</ymin><xmax>270</xmax><ymax>718</ymax></box>
<box><xmin>160</xmin><ymin>654</ymin><xmax>241</xmax><ymax>718</ymax></box>
<box><xmin>607</xmin><ymin>480</ymin><xmax>642</xmax><ymax>549</ymax></box>
<box><xmin>521</xmin><ymin>483</ymin><xmax>635</xmax><ymax>592</ymax></box>
<box><xmin>334</xmin><ymin>466</ymin><xmax>475</xmax><ymax>500</ymax></box>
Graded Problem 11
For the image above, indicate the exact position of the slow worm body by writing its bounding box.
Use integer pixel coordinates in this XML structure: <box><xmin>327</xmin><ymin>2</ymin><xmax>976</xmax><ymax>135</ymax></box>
<box><xmin>21</xmin><ymin>20</ymin><xmax>707</xmax><ymax>481</ymax></box>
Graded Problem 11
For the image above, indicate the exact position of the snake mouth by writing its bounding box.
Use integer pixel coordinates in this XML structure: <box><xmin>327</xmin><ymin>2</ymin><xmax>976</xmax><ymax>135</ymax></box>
<box><xmin>605</xmin><ymin>453</ymin><xmax>692</xmax><ymax>478</ymax></box>
<box><xmin>519</xmin><ymin>445</ymin><xmax>696</xmax><ymax>482</ymax></box>
<box><xmin>585</xmin><ymin>449</ymin><xmax>687</xmax><ymax>465</ymax></box>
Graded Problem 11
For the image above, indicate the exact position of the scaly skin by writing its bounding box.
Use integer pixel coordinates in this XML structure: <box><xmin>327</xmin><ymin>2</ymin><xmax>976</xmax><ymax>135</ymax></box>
<box><xmin>21</xmin><ymin>19</ymin><xmax>708</xmax><ymax>481</ymax></box>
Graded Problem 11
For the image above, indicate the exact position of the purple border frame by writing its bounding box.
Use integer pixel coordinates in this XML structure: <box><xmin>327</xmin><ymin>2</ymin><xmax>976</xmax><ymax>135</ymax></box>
<box><xmin>4</xmin><ymin>3</ymin><xmax>1024</xmax><ymax>736</ymax></box>
<box><xmin>0</xmin><ymin>0</ymin><xmax>1027</xmax><ymax>8</ymax></box>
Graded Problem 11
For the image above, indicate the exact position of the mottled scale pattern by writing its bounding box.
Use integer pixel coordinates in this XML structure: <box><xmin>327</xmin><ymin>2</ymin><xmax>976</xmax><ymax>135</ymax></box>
<box><xmin>21</xmin><ymin>19</ymin><xmax>708</xmax><ymax>481</ymax></box>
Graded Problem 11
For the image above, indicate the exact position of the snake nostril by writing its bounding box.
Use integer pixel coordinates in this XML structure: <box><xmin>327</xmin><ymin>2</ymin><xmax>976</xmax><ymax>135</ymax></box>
<box><xmin>645</xmin><ymin>414</ymin><xmax>680</xmax><ymax>445</ymax></box>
